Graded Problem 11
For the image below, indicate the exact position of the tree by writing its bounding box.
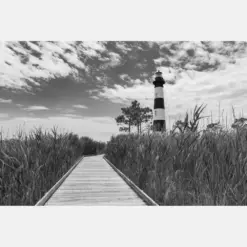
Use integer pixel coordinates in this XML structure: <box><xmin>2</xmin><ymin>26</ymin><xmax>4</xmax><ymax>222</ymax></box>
<box><xmin>130</xmin><ymin>100</ymin><xmax>152</xmax><ymax>134</ymax></box>
<box><xmin>115</xmin><ymin>107</ymin><xmax>134</xmax><ymax>133</ymax></box>
<box><xmin>137</xmin><ymin>107</ymin><xmax>153</xmax><ymax>133</ymax></box>
<box><xmin>115</xmin><ymin>100</ymin><xmax>153</xmax><ymax>134</ymax></box>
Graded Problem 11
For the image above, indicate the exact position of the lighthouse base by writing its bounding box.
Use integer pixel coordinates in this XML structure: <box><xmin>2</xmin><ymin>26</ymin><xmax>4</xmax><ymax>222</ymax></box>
<box><xmin>153</xmin><ymin>120</ymin><xmax>166</xmax><ymax>132</ymax></box>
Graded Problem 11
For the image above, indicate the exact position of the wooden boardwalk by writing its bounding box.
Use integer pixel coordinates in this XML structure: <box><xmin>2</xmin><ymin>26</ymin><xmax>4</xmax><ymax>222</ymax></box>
<box><xmin>36</xmin><ymin>154</ymin><xmax>157</xmax><ymax>206</ymax></box>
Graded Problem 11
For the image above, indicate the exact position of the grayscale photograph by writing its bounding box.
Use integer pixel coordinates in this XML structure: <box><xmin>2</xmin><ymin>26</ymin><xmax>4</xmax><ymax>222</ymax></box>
<box><xmin>1</xmin><ymin>41</ymin><xmax>247</xmax><ymax>206</ymax></box>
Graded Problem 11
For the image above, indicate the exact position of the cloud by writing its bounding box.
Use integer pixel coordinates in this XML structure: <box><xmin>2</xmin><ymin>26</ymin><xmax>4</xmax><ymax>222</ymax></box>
<box><xmin>16</xmin><ymin>104</ymin><xmax>24</xmax><ymax>107</ymax></box>
<box><xmin>135</xmin><ymin>62</ymin><xmax>146</xmax><ymax>69</ymax></box>
<box><xmin>87</xmin><ymin>89</ymin><xmax>103</xmax><ymax>100</ymax></box>
<box><xmin>97</xmin><ymin>80</ymin><xmax>153</xmax><ymax>106</ymax></box>
<box><xmin>119</xmin><ymin>74</ymin><xmax>145</xmax><ymax>85</ymax></box>
<box><xmin>140</xmin><ymin>72</ymin><xmax>149</xmax><ymax>78</ymax></box>
<box><xmin>154</xmin><ymin>41</ymin><xmax>247</xmax><ymax>75</ymax></box>
<box><xmin>3</xmin><ymin>41</ymin><xmax>247</xmax><ymax>94</ymax></box>
<box><xmin>82</xmin><ymin>41</ymin><xmax>106</xmax><ymax>52</ymax></box>
<box><xmin>1</xmin><ymin>41</ymin><xmax>88</xmax><ymax>91</ymax></box>
<box><xmin>78</xmin><ymin>41</ymin><xmax>107</xmax><ymax>58</ymax></box>
<box><xmin>115</xmin><ymin>42</ymin><xmax>132</xmax><ymax>53</ymax></box>
<box><xmin>119</xmin><ymin>74</ymin><xmax>131</xmax><ymax>81</ymax></box>
<box><xmin>0</xmin><ymin>98</ymin><xmax>12</xmax><ymax>103</ymax></box>
<box><xmin>100</xmin><ymin>52</ymin><xmax>122</xmax><ymax>69</ymax></box>
<box><xmin>63</xmin><ymin>51</ymin><xmax>87</xmax><ymax>70</ymax></box>
<box><xmin>154</xmin><ymin>57</ymin><xmax>166</xmax><ymax>65</ymax></box>
<box><xmin>24</xmin><ymin>105</ymin><xmax>49</xmax><ymax>111</ymax></box>
<box><xmin>129</xmin><ymin>79</ymin><xmax>144</xmax><ymax>85</ymax></box>
<box><xmin>90</xmin><ymin>95</ymin><xmax>100</xmax><ymax>100</ymax></box>
<box><xmin>95</xmin><ymin>74</ymin><xmax>110</xmax><ymax>86</ymax></box>
<box><xmin>1</xmin><ymin>41</ymin><xmax>127</xmax><ymax>91</ymax></box>
<box><xmin>73</xmin><ymin>104</ymin><xmax>88</xmax><ymax>109</ymax></box>
<box><xmin>60</xmin><ymin>114</ymin><xmax>82</xmax><ymax>118</ymax></box>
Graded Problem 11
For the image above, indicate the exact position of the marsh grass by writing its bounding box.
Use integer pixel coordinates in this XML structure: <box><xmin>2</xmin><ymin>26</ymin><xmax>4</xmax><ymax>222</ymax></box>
<box><xmin>0</xmin><ymin>127</ymin><xmax>106</xmax><ymax>205</ymax></box>
<box><xmin>106</xmin><ymin>107</ymin><xmax>247</xmax><ymax>205</ymax></box>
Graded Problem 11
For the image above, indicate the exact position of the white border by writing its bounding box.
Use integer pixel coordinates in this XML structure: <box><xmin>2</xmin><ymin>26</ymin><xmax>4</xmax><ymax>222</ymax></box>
<box><xmin>1</xmin><ymin>0</ymin><xmax>247</xmax><ymax>246</ymax></box>
<box><xmin>1</xmin><ymin>0</ymin><xmax>247</xmax><ymax>40</ymax></box>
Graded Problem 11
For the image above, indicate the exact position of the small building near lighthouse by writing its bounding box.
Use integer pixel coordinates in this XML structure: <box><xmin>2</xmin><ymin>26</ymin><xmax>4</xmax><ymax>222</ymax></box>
<box><xmin>153</xmin><ymin>71</ymin><xmax>166</xmax><ymax>132</ymax></box>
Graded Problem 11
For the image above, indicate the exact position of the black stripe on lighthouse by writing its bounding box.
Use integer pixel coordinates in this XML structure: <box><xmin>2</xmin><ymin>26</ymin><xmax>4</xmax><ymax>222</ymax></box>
<box><xmin>153</xmin><ymin>120</ymin><xmax>166</xmax><ymax>131</ymax></box>
<box><xmin>154</xmin><ymin>81</ymin><xmax>164</xmax><ymax>88</ymax></box>
<box><xmin>154</xmin><ymin>98</ymin><xmax>164</xmax><ymax>109</ymax></box>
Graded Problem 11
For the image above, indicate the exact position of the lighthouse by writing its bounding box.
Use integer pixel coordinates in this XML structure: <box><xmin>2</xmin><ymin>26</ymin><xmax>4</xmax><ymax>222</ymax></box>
<box><xmin>153</xmin><ymin>71</ymin><xmax>166</xmax><ymax>132</ymax></box>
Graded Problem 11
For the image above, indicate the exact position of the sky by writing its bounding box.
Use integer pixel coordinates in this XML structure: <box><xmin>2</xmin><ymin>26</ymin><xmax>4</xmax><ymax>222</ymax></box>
<box><xmin>1</xmin><ymin>41</ymin><xmax>247</xmax><ymax>142</ymax></box>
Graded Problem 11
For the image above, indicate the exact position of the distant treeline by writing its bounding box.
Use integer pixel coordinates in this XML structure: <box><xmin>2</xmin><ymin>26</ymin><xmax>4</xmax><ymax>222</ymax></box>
<box><xmin>0</xmin><ymin>127</ymin><xmax>106</xmax><ymax>205</ymax></box>
<box><xmin>66</xmin><ymin>133</ymin><xmax>106</xmax><ymax>156</ymax></box>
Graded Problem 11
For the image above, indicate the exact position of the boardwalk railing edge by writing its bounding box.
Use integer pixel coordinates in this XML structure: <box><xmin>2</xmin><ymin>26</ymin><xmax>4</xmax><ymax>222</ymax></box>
<box><xmin>35</xmin><ymin>156</ymin><xmax>84</xmax><ymax>206</ymax></box>
<box><xmin>103</xmin><ymin>156</ymin><xmax>159</xmax><ymax>206</ymax></box>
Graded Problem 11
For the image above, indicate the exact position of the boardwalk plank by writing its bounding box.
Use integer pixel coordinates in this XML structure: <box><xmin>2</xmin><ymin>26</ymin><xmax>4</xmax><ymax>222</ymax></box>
<box><xmin>45</xmin><ymin>154</ymin><xmax>149</xmax><ymax>206</ymax></box>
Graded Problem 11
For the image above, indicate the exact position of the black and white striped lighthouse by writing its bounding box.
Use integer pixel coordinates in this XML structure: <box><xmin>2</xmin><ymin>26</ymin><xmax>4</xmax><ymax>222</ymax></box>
<box><xmin>153</xmin><ymin>71</ymin><xmax>166</xmax><ymax>132</ymax></box>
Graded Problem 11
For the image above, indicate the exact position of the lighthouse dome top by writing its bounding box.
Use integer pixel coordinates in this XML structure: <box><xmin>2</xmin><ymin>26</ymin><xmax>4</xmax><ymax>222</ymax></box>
<box><xmin>153</xmin><ymin>70</ymin><xmax>165</xmax><ymax>86</ymax></box>
<box><xmin>155</xmin><ymin>71</ymin><xmax>163</xmax><ymax>77</ymax></box>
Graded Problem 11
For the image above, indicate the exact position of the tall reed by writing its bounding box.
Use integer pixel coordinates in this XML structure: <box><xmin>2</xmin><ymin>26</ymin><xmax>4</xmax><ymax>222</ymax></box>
<box><xmin>0</xmin><ymin>127</ymin><xmax>105</xmax><ymax>205</ymax></box>
<box><xmin>106</xmin><ymin>111</ymin><xmax>247</xmax><ymax>205</ymax></box>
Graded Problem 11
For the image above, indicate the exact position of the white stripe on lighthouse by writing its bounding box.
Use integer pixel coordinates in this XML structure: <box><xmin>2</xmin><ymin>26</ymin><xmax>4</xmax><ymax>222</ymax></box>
<box><xmin>153</xmin><ymin>109</ymin><xmax>165</xmax><ymax>120</ymax></box>
<box><xmin>154</xmin><ymin>87</ymin><xmax>164</xmax><ymax>98</ymax></box>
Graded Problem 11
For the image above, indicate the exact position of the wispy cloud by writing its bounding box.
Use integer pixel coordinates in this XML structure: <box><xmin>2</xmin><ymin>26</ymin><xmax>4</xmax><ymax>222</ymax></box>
<box><xmin>73</xmin><ymin>104</ymin><xmax>88</xmax><ymax>109</ymax></box>
<box><xmin>60</xmin><ymin>114</ymin><xmax>82</xmax><ymax>118</ymax></box>
<box><xmin>98</xmin><ymin>80</ymin><xmax>152</xmax><ymax>105</ymax></box>
<box><xmin>1</xmin><ymin>41</ymin><xmax>88</xmax><ymax>91</ymax></box>
<box><xmin>0</xmin><ymin>98</ymin><xmax>12</xmax><ymax>103</ymax></box>
<box><xmin>100</xmin><ymin>52</ymin><xmax>122</xmax><ymax>69</ymax></box>
<box><xmin>119</xmin><ymin>74</ymin><xmax>144</xmax><ymax>85</ymax></box>
<box><xmin>24</xmin><ymin>105</ymin><xmax>49</xmax><ymax>111</ymax></box>
<box><xmin>119</xmin><ymin>74</ymin><xmax>131</xmax><ymax>82</ymax></box>
<box><xmin>71</xmin><ymin>41</ymin><xmax>107</xmax><ymax>61</ymax></box>
<box><xmin>115</xmin><ymin>42</ymin><xmax>132</xmax><ymax>53</ymax></box>
<box><xmin>90</xmin><ymin>95</ymin><xmax>100</xmax><ymax>100</ymax></box>
<box><xmin>95</xmin><ymin>74</ymin><xmax>109</xmax><ymax>85</ymax></box>
<box><xmin>155</xmin><ymin>41</ymin><xmax>247</xmax><ymax>73</ymax></box>
<box><xmin>16</xmin><ymin>104</ymin><xmax>24</xmax><ymax>107</ymax></box>
<box><xmin>3</xmin><ymin>41</ymin><xmax>246</xmax><ymax>92</ymax></box>
<box><xmin>135</xmin><ymin>62</ymin><xmax>146</xmax><ymax>69</ymax></box>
